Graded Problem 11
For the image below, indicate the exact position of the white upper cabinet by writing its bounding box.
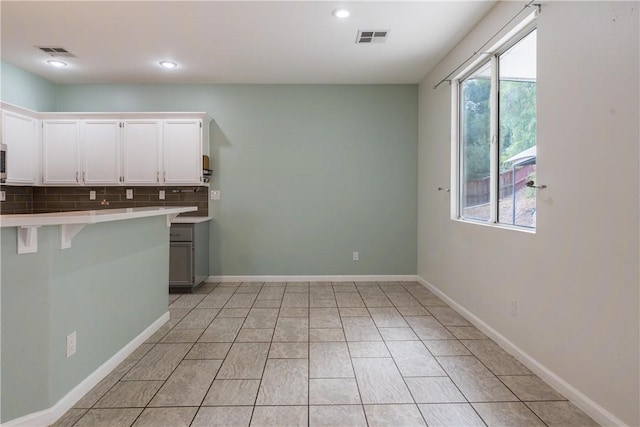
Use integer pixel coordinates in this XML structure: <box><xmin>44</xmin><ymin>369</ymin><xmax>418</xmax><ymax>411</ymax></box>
<box><xmin>2</xmin><ymin>110</ymin><xmax>38</xmax><ymax>185</ymax></box>
<box><xmin>42</xmin><ymin>120</ymin><xmax>81</xmax><ymax>185</ymax></box>
<box><xmin>163</xmin><ymin>119</ymin><xmax>203</xmax><ymax>185</ymax></box>
<box><xmin>83</xmin><ymin>120</ymin><xmax>121</xmax><ymax>185</ymax></box>
<box><xmin>1</xmin><ymin>103</ymin><xmax>209</xmax><ymax>187</ymax></box>
<box><xmin>122</xmin><ymin>120</ymin><xmax>162</xmax><ymax>184</ymax></box>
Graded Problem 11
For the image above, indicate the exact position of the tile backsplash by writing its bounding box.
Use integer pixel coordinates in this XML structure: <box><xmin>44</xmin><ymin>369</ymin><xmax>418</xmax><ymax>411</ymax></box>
<box><xmin>0</xmin><ymin>185</ymin><xmax>209</xmax><ymax>216</ymax></box>
<box><xmin>0</xmin><ymin>186</ymin><xmax>34</xmax><ymax>214</ymax></box>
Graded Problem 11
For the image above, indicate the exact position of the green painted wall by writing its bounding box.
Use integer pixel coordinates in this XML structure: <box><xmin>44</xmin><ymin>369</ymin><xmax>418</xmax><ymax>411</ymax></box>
<box><xmin>1</xmin><ymin>60</ymin><xmax>57</xmax><ymax>111</ymax></box>
<box><xmin>56</xmin><ymin>84</ymin><xmax>419</xmax><ymax>275</ymax></box>
<box><xmin>1</xmin><ymin>216</ymin><xmax>169</xmax><ymax>422</ymax></box>
<box><xmin>0</xmin><ymin>230</ymin><xmax>52</xmax><ymax>421</ymax></box>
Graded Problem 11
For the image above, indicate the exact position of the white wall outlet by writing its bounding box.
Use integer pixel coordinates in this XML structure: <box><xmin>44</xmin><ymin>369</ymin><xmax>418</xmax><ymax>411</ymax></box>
<box><xmin>0</xmin><ymin>191</ymin><xmax>5</xmax><ymax>202</ymax></box>
<box><xmin>510</xmin><ymin>299</ymin><xmax>518</xmax><ymax>318</ymax></box>
<box><xmin>89</xmin><ymin>190</ymin><xmax>96</xmax><ymax>200</ymax></box>
<box><xmin>353</xmin><ymin>251</ymin><xmax>359</xmax><ymax>261</ymax></box>
<box><xmin>66</xmin><ymin>331</ymin><xmax>77</xmax><ymax>358</ymax></box>
<box><xmin>126</xmin><ymin>189</ymin><xmax>133</xmax><ymax>199</ymax></box>
<box><xmin>159</xmin><ymin>190</ymin><xmax>165</xmax><ymax>200</ymax></box>
<box><xmin>211</xmin><ymin>190</ymin><xmax>221</xmax><ymax>200</ymax></box>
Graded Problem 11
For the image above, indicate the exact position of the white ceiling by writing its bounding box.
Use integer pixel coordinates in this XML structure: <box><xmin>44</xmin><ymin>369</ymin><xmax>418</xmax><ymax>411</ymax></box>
<box><xmin>1</xmin><ymin>1</ymin><xmax>496</xmax><ymax>85</ymax></box>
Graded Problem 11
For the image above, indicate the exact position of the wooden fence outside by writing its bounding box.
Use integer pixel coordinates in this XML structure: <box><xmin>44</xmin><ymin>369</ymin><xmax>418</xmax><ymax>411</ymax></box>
<box><xmin>464</xmin><ymin>164</ymin><xmax>536</xmax><ymax>207</ymax></box>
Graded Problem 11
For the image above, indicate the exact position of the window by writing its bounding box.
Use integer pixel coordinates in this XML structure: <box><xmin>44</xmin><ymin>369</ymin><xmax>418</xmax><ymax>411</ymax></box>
<box><xmin>455</xmin><ymin>28</ymin><xmax>537</xmax><ymax>229</ymax></box>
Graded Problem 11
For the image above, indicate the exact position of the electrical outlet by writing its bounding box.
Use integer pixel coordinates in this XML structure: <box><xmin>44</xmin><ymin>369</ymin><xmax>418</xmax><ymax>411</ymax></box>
<box><xmin>126</xmin><ymin>189</ymin><xmax>133</xmax><ymax>199</ymax></box>
<box><xmin>159</xmin><ymin>190</ymin><xmax>165</xmax><ymax>200</ymax></box>
<box><xmin>66</xmin><ymin>331</ymin><xmax>77</xmax><ymax>358</ymax></box>
<box><xmin>353</xmin><ymin>251</ymin><xmax>359</xmax><ymax>261</ymax></box>
<box><xmin>89</xmin><ymin>190</ymin><xmax>96</xmax><ymax>200</ymax></box>
<box><xmin>0</xmin><ymin>191</ymin><xmax>5</xmax><ymax>202</ymax></box>
<box><xmin>510</xmin><ymin>299</ymin><xmax>518</xmax><ymax>318</ymax></box>
<box><xmin>211</xmin><ymin>190</ymin><xmax>221</xmax><ymax>200</ymax></box>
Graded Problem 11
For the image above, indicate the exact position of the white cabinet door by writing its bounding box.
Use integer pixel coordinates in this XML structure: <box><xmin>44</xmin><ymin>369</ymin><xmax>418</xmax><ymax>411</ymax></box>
<box><xmin>83</xmin><ymin>120</ymin><xmax>121</xmax><ymax>185</ymax></box>
<box><xmin>2</xmin><ymin>110</ymin><xmax>38</xmax><ymax>184</ymax></box>
<box><xmin>122</xmin><ymin>120</ymin><xmax>161</xmax><ymax>184</ymax></box>
<box><xmin>163</xmin><ymin>119</ymin><xmax>202</xmax><ymax>184</ymax></box>
<box><xmin>42</xmin><ymin>120</ymin><xmax>80</xmax><ymax>185</ymax></box>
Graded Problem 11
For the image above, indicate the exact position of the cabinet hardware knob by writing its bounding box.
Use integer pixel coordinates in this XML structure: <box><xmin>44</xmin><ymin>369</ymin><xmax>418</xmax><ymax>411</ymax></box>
<box><xmin>75</xmin><ymin>172</ymin><xmax>79</xmax><ymax>183</ymax></box>
<box><xmin>157</xmin><ymin>171</ymin><xmax>160</xmax><ymax>183</ymax></box>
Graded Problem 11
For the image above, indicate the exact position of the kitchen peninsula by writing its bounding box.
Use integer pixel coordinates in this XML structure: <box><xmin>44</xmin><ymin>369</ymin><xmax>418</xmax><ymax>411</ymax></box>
<box><xmin>0</xmin><ymin>206</ymin><xmax>195</xmax><ymax>424</ymax></box>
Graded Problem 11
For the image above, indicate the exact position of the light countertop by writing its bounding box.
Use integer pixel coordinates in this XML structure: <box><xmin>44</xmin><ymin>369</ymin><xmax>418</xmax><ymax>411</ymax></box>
<box><xmin>171</xmin><ymin>216</ymin><xmax>213</xmax><ymax>224</ymax></box>
<box><xmin>0</xmin><ymin>206</ymin><xmax>197</xmax><ymax>228</ymax></box>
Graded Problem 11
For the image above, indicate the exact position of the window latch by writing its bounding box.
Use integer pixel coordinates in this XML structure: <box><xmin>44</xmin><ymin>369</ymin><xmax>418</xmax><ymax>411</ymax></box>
<box><xmin>525</xmin><ymin>180</ymin><xmax>547</xmax><ymax>190</ymax></box>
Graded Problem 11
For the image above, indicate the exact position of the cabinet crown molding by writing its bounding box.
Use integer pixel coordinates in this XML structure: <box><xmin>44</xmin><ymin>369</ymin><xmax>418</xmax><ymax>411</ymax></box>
<box><xmin>0</xmin><ymin>102</ymin><xmax>211</xmax><ymax>122</ymax></box>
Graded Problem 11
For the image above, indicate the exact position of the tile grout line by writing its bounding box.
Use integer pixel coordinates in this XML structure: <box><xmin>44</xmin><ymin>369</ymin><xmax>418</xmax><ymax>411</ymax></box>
<box><xmin>184</xmin><ymin>284</ymin><xmax>232</xmax><ymax>426</ymax></box>
<box><xmin>247</xmin><ymin>281</ymin><xmax>282</xmax><ymax>426</ymax></box>
<box><xmin>61</xmin><ymin>281</ymin><xmax>592</xmax><ymax>427</ymax></box>
<box><xmin>362</xmin><ymin>282</ymin><xmax>430</xmax><ymax>426</ymax></box>
<box><xmin>400</xmin><ymin>282</ymin><xmax>491</xmax><ymax>426</ymax></box>
<box><xmin>307</xmin><ymin>283</ymin><xmax>311</xmax><ymax>427</ymax></box>
<box><xmin>340</xmin><ymin>281</ymin><xmax>371</xmax><ymax>426</ymax></box>
<box><xmin>160</xmin><ymin>290</ymin><xmax>216</xmax><ymax>427</ymax></box>
<box><xmin>395</xmin><ymin>282</ymin><xmax>480</xmax><ymax>424</ymax></box>
<box><xmin>402</xmin><ymin>282</ymin><xmax>550</xmax><ymax>426</ymax></box>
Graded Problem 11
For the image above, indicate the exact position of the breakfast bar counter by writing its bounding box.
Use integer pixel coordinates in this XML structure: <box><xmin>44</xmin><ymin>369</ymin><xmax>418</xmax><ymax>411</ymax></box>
<box><xmin>0</xmin><ymin>206</ymin><xmax>197</xmax><ymax>254</ymax></box>
<box><xmin>0</xmin><ymin>206</ymin><xmax>196</xmax><ymax>424</ymax></box>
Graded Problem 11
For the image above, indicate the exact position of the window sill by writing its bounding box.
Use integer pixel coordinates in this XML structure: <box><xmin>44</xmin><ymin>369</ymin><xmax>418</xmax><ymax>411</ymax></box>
<box><xmin>451</xmin><ymin>217</ymin><xmax>536</xmax><ymax>235</ymax></box>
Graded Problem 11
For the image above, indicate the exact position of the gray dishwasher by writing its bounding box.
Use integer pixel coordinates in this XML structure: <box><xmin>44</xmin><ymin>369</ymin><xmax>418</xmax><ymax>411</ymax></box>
<box><xmin>169</xmin><ymin>221</ymin><xmax>209</xmax><ymax>293</ymax></box>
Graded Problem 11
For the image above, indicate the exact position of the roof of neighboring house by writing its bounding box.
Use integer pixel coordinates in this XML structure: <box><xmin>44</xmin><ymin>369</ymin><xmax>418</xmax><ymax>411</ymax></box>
<box><xmin>506</xmin><ymin>145</ymin><xmax>536</xmax><ymax>165</ymax></box>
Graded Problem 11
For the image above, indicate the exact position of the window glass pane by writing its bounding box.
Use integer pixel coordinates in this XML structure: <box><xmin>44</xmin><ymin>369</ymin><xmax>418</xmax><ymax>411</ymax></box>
<box><xmin>460</xmin><ymin>62</ymin><xmax>491</xmax><ymax>222</ymax></box>
<box><xmin>498</xmin><ymin>30</ymin><xmax>537</xmax><ymax>228</ymax></box>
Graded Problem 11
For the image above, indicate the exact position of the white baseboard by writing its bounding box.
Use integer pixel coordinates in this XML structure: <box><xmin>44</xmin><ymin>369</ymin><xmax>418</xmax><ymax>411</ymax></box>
<box><xmin>206</xmin><ymin>275</ymin><xmax>418</xmax><ymax>283</ymax></box>
<box><xmin>416</xmin><ymin>276</ymin><xmax>626</xmax><ymax>427</ymax></box>
<box><xmin>4</xmin><ymin>312</ymin><xmax>170</xmax><ymax>427</ymax></box>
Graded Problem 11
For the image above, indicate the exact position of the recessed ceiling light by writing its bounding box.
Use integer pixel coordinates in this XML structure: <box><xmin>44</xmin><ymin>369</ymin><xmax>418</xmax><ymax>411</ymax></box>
<box><xmin>159</xmin><ymin>60</ymin><xmax>178</xmax><ymax>69</ymax></box>
<box><xmin>332</xmin><ymin>8</ymin><xmax>350</xmax><ymax>18</ymax></box>
<box><xmin>47</xmin><ymin>60</ymin><xmax>67</xmax><ymax>68</ymax></box>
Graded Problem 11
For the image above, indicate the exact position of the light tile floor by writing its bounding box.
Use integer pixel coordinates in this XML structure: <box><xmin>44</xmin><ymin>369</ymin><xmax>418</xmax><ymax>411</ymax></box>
<box><xmin>52</xmin><ymin>282</ymin><xmax>600</xmax><ymax>427</ymax></box>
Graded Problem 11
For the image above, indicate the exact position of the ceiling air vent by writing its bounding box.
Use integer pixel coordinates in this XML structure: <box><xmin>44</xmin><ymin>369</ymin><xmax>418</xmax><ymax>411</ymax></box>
<box><xmin>356</xmin><ymin>30</ymin><xmax>390</xmax><ymax>44</ymax></box>
<box><xmin>35</xmin><ymin>46</ymin><xmax>76</xmax><ymax>57</ymax></box>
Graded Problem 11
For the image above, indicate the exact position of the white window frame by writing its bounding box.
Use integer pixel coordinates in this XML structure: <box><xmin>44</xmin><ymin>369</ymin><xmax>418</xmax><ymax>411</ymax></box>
<box><xmin>450</xmin><ymin>17</ymin><xmax>537</xmax><ymax>232</ymax></box>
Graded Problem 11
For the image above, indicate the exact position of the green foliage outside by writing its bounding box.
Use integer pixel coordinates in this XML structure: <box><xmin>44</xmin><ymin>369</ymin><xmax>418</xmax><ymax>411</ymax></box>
<box><xmin>461</xmin><ymin>78</ymin><xmax>536</xmax><ymax>180</ymax></box>
<box><xmin>499</xmin><ymin>80</ymin><xmax>537</xmax><ymax>170</ymax></box>
<box><xmin>461</xmin><ymin>78</ymin><xmax>491</xmax><ymax>180</ymax></box>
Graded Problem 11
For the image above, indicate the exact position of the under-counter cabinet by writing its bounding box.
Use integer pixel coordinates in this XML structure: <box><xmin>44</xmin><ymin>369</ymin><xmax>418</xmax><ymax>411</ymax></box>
<box><xmin>122</xmin><ymin>120</ymin><xmax>162</xmax><ymax>184</ymax></box>
<box><xmin>169</xmin><ymin>221</ymin><xmax>210</xmax><ymax>292</ymax></box>
<box><xmin>42</xmin><ymin>120</ymin><xmax>81</xmax><ymax>185</ymax></box>
<box><xmin>1</xmin><ymin>110</ymin><xmax>38</xmax><ymax>185</ymax></box>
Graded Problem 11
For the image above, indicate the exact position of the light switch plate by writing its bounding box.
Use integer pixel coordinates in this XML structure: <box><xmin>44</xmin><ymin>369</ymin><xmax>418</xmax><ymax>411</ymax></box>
<box><xmin>159</xmin><ymin>190</ymin><xmax>165</xmax><ymax>200</ymax></box>
<box><xmin>126</xmin><ymin>189</ymin><xmax>133</xmax><ymax>199</ymax></box>
<box><xmin>0</xmin><ymin>191</ymin><xmax>5</xmax><ymax>202</ymax></box>
<box><xmin>89</xmin><ymin>191</ymin><xmax>96</xmax><ymax>200</ymax></box>
<box><xmin>211</xmin><ymin>190</ymin><xmax>221</xmax><ymax>200</ymax></box>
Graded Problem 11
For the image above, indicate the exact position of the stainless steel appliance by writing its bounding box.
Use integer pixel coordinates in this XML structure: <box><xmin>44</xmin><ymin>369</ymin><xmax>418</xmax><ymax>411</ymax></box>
<box><xmin>169</xmin><ymin>221</ymin><xmax>210</xmax><ymax>293</ymax></box>
<box><xmin>0</xmin><ymin>144</ymin><xmax>6</xmax><ymax>182</ymax></box>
